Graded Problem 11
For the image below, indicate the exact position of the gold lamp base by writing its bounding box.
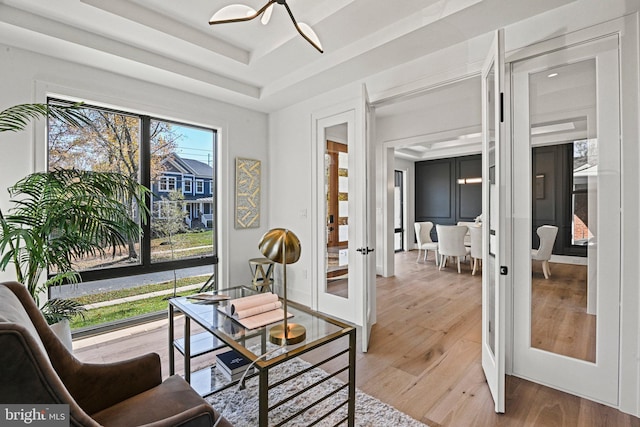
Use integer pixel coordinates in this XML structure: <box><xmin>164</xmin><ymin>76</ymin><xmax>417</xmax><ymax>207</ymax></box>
<box><xmin>269</xmin><ymin>323</ymin><xmax>306</xmax><ymax>345</ymax></box>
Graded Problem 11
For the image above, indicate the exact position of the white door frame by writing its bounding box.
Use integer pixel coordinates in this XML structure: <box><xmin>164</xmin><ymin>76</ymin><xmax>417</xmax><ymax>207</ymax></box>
<box><xmin>311</xmin><ymin>95</ymin><xmax>376</xmax><ymax>353</ymax></box>
<box><xmin>312</xmin><ymin>108</ymin><xmax>359</xmax><ymax>324</ymax></box>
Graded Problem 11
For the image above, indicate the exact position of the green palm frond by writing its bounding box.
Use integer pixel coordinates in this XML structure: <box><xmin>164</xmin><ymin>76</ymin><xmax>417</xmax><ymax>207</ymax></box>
<box><xmin>0</xmin><ymin>101</ymin><xmax>151</xmax><ymax>324</ymax></box>
<box><xmin>0</xmin><ymin>168</ymin><xmax>150</xmax><ymax>315</ymax></box>
<box><xmin>41</xmin><ymin>297</ymin><xmax>85</xmax><ymax>325</ymax></box>
<box><xmin>0</xmin><ymin>102</ymin><xmax>90</xmax><ymax>133</ymax></box>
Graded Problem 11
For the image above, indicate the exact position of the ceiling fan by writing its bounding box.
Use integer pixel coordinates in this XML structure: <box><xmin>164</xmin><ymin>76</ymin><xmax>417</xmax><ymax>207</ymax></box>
<box><xmin>209</xmin><ymin>0</ymin><xmax>323</xmax><ymax>53</ymax></box>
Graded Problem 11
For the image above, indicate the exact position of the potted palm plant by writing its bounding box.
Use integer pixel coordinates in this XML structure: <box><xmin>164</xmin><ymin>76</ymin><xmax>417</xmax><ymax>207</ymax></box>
<box><xmin>0</xmin><ymin>103</ymin><xmax>149</xmax><ymax>343</ymax></box>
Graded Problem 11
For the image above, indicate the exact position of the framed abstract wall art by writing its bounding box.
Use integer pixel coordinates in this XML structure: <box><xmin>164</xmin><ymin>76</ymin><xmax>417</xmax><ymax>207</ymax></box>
<box><xmin>235</xmin><ymin>158</ymin><xmax>261</xmax><ymax>229</ymax></box>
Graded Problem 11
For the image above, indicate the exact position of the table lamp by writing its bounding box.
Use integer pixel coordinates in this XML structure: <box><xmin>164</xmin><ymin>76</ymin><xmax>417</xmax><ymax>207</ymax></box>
<box><xmin>258</xmin><ymin>228</ymin><xmax>306</xmax><ymax>345</ymax></box>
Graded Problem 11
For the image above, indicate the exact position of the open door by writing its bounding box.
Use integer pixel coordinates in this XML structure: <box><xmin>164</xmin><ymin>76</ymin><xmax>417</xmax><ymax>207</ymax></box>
<box><xmin>511</xmin><ymin>34</ymin><xmax>620</xmax><ymax>407</ymax></box>
<box><xmin>481</xmin><ymin>28</ymin><xmax>506</xmax><ymax>413</ymax></box>
<box><xmin>359</xmin><ymin>84</ymin><xmax>376</xmax><ymax>353</ymax></box>
<box><xmin>312</xmin><ymin>87</ymin><xmax>376</xmax><ymax>353</ymax></box>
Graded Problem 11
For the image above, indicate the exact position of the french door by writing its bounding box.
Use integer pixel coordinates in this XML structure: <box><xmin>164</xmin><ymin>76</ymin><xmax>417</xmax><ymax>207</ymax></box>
<box><xmin>511</xmin><ymin>35</ymin><xmax>620</xmax><ymax>405</ymax></box>
<box><xmin>481</xmin><ymin>29</ymin><xmax>507</xmax><ymax>413</ymax></box>
<box><xmin>313</xmin><ymin>86</ymin><xmax>376</xmax><ymax>352</ymax></box>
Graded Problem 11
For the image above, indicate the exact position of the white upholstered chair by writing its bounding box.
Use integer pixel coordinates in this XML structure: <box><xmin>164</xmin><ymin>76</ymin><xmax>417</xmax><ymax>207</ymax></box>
<box><xmin>436</xmin><ymin>224</ymin><xmax>470</xmax><ymax>273</ymax></box>
<box><xmin>457</xmin><ymin>221</ymin><xmax>476</xmax><ymax>247</ymax></box>
<box><xmin>531</xmin><ymin>225</ymin><xmax>559</xmax><ymax>279</ymax></box>
<box><xmin>414</xmin><ymin>222</ymin><xmax>439</xmax><ymax>265</ymax></box>
<box><xmin>469</xmin><ymin>225</ymin><xmax>483</xmax><ymax>276</ymax></box>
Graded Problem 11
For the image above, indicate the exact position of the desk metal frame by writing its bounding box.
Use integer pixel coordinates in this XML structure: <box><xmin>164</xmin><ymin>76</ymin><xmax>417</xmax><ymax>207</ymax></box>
<box><xmin>168</xmin><ymin>287</ymin><xmax>356</xmax><ymax>426</ymax></box>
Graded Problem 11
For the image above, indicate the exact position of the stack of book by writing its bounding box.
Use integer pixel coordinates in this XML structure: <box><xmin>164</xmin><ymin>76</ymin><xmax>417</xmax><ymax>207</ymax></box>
<box><xmin>215</xmin><ymin>349</ymin><xmax>254</xmax><ymax>381</ymax></box>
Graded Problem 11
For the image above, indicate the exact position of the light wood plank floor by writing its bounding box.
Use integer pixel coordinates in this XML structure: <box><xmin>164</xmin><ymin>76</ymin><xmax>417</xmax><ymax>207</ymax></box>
<box><xmin>74</xmin><ymin>251</ymin><xmax>639</xmax><ymax>427</ymax></box>
<box><xmin>531</xmin><ymin>261</ymin><xmax>595</xmax><ymax>362</ymax></box>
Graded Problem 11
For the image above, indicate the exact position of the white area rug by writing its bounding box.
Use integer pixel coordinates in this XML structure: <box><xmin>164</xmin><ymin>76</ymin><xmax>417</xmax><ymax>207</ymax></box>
<box><xmin>206</xmin><ymin>354</ymin><xmax>426</xmax><ymax>427</ymax></box>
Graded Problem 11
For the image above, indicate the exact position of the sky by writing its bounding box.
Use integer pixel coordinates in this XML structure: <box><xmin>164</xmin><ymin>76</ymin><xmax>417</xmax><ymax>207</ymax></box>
<box><xmin>173</xmin><ymin>125</ymin><xmax>215</xmax><ymax>166</ymax></box>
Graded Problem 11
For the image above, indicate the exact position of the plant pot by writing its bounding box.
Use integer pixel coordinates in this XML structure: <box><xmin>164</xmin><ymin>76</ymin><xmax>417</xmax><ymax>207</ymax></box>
<box><xmin>50</xmin><ymin>318</ymin><xmax>73</xmax><ymax>352</ymax></box>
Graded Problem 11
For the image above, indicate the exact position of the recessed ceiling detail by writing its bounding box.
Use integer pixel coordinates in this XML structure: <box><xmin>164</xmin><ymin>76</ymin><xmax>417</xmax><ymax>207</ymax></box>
<box><xmin>81</xmin><ymin>0</ymin><xmax>251</xmax><ymax>64</ymax></box>
<box><xmin>0</xmin><ymin>0</ymin><xmax>577</xmax><ymax>112</ymax></box>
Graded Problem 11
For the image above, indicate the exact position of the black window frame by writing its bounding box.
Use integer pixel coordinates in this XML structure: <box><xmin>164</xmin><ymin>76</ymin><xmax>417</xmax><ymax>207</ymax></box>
<box><xmin>47</xmin><ymin>98</ymin><xmax>219</xmax><ymax>283</ymax></box>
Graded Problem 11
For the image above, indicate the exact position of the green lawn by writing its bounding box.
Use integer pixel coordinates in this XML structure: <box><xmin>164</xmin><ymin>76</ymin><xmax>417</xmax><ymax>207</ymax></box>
<box><xmin>69</xmin><ymin>276</ymin><xmax>209</xmax><ymax>330</ymax></box>
<box><xmin>151</xmin><ymin>230</ymin><xmax>213</xmax><ymax>250</ymax></box>
<box><xmin>67</xmin><ymin>230</ymin><xmax>216</xmax><ymax>330</ymax></box>
<box><xmin>70</xmin><ymin>290</ymin><xmax>202</xmax><ymax>329</ymax></box>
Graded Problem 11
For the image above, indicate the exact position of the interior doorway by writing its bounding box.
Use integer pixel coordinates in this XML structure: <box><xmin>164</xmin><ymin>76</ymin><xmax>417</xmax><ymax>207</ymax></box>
<box><xmin>375</xmin><ymin>76</ymin><xmax>482</xmax><ymax>277</ymax></box>
<box><xmin>394</xmin><ymin>170</ymin><xmax>405</xmax><ymax>252</ymax></box>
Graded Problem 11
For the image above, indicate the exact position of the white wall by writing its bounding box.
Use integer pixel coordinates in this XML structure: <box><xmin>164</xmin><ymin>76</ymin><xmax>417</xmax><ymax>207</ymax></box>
<box><xmin>269</xmin><ymin>0</ymin><xmax>640</xmax><ymax>417</ymax></box>
<box><xmin>0</xmin><ymin>44</ymin><xmax>269</xmax><ymax>288</ymax></box>
<box><xmin>376</xmin><ymin>81</ymin><xmax>482</xmax><ymax>149</ymax></box>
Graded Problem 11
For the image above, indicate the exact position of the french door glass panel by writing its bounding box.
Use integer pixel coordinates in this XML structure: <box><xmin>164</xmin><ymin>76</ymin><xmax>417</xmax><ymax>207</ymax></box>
<box><xmin>529</xmin><ymin>60</ymin><xmax>597</xmax><ymax>361</ymax></box>
<box><xmin>316</xmin><ymin>111</ymin><xmax>359</xmax><ymax>325</ymax></box>
<box><xmin>325</xmin><ymin>132</ymin><xmax>349</xmax><ymax>298</ymax></box>
<box><xmin>512</xmin><ymin>36</ymin><xmax>620</xmax><ymax>405</ymax></box>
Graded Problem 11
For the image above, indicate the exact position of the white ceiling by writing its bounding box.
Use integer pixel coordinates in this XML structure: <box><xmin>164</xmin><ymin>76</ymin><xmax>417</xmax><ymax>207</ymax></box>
<box><xmin>0</xmin><ymin>0</ymin><xmax>577</xmax><ymax>114</ymax></box>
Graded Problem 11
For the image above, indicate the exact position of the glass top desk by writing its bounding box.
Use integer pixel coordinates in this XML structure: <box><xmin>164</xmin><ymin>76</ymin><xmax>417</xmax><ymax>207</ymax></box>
<box><xmin>168</xmin><ymin>286</ymin><xmax>356</xmax><ymax>426</ymax></box>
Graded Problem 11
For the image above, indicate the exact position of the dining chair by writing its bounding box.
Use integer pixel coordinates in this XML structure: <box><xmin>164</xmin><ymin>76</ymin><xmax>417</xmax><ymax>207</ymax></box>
<box><xmin>414</xmin><ymin>222</ymin><xmax>439</xmax><ymax>265</ymax></box>
<box><xmin>531</xmin><ymin>225</ymin><xmax>559</xmax><ymax>279</ymax></box>
<box><xmin>469</xmin><ymin>225</ymin><xmax>483</xmax><ymax>275</ymax></box>
<box><xmin>457</xmin><ymin>221</ymin><xmax>476</xmax><ymax>247</ymax></box>
<box><xmin>435</xmin><ymin>224</ymin><xmax>470</xmax><ymax>273</ymax></box>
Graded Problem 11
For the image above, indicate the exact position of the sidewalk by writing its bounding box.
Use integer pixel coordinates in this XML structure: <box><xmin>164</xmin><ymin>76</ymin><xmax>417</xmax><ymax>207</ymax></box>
<box><xmin>82</xmin><ymin>283</ymin><xmax>203</xmax><ymax>309</ymax></box>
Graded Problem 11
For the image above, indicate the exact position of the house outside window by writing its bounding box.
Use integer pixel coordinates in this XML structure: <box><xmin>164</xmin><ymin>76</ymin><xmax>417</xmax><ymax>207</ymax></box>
<box><xmin>196</xmin><ymin>179</ymin><xmax>204</xmax><ymax>194</ymax></box>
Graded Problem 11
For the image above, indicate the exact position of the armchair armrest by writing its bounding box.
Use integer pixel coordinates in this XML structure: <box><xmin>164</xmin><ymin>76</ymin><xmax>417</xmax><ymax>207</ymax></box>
<box><xmin>139</xmin><ymin>404</ymin><xmax>226</xmax><ymax>427</ymax></box>
<box><xmin>63</xmin><ymin>352</ymin><xmax>162</xmax><ymax>415</ymax></box>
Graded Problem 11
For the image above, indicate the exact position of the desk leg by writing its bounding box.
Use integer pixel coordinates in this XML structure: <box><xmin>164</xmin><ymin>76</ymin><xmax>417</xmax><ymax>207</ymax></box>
<box><xmin>348</xmin><ymin>330</ymin><xmax>356</xmax><ymax>427</ymax></box>
<box><xmin>184</xmin><ymin>316</ymin><xmax>191</xmax><ymax>383</ymax></box>
<box><xmin>259</xmin><ymin>368</ymin><xmax>269</xmax><ymax>426</ymax></box>
<box><xmin>169</xmin><ymin>305</ymin><xmax>175</xmax><ymax>376</ymax></box>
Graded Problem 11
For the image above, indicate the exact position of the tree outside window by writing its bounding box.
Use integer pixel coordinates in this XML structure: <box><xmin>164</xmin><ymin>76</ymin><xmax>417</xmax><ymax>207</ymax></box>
<box><xmin>47</xmin><ymin>100</ymin><xmax>216</xmax><ymax>276</ymax></box>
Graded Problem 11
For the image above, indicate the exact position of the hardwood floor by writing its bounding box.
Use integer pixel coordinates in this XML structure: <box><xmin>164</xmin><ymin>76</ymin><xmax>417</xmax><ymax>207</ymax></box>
<box><xmin>531</xmin><ymin>261</ymin><xmax>595</xmax><ymax>362</ymax></box>
<box><xmin>73</xmin><ymin>251</ymin><xmax>639</xmax><ymax>426</ymax></box>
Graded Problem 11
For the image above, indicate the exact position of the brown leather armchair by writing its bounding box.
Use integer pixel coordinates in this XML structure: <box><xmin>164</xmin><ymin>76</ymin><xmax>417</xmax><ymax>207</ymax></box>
<box><xmin>0</xmin><ymin>281</ymin><xmax>232</xmax><ymax>427</ymax></box>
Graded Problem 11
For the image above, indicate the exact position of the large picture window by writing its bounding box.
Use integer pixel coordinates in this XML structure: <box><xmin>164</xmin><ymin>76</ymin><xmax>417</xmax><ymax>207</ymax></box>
<box><xmin>47</xmin><ymin>99</ymin><xmax>218</xmax><ymax>331</ymax></box>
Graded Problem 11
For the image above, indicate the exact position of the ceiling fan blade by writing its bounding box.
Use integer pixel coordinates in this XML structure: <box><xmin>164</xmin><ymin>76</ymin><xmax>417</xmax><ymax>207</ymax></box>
<box><xmin>297</xmin><ymin>22</ymin><xmax>323</xmax><ymax>53</ymax></box>
<box><xmin>261</xmin><ymin>4</ymin><xmax>274</xmax><ymax>25</ymax></box>
<box><xmin>209</xmin><ymin>4</ymin><xmax>257</xmax><ymax>24</ymax></box>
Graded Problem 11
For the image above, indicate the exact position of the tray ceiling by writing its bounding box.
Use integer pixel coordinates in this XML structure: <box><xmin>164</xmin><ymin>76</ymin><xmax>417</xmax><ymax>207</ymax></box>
<box><xmin>0</xmin><ymin>0</ymin><xmax>575</xmax><ymax>112</ymax></box>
